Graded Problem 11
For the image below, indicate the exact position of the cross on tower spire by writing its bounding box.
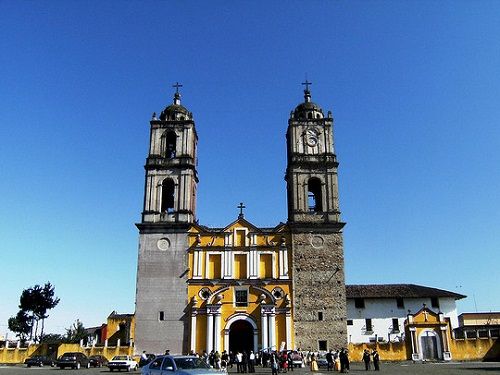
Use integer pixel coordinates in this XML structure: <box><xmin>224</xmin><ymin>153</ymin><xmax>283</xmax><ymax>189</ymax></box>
<box><xmin>301</xmin><ymin>79</ymin><xmax>312</xmax><ymax>92</ymax></box>
<box><xmin>237</xmin><ymin>202</ymin><xmax>246</xmax><ymax>219</ymax></box>
<box><xmin>172</xmin><ymin>81</ymin><xmax>183</xmax><ymax>94</ymax></box>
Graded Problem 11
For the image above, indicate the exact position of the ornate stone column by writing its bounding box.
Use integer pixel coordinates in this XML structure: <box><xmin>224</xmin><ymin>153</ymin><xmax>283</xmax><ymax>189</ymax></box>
<box><xmin>261</xmin><ymin>310</ymin><xmax>268</xmax><ymax>350</ymax></box>
<box><xmin>190</xmin><ymin>310</ymin><xmax>197</xmax><ymax>352</ymax></box>
<box><xmin>268</xmin><ymin>311</ymin><xmax>276</xmax><ymax>351</ymax></box>
<box><xmin>285</xmin><ymin>310</ymin><xmax>292</xmax><ymax>350</ymax></box>
<box><xmin>214</xmin><ymin>312</ymin><xmax>221</xmax><ymax>353</ymax></box>
<box><xmin>206</xmin><ymin>312</ymin><xmax>213</xmax><ymax>353</ymax></box>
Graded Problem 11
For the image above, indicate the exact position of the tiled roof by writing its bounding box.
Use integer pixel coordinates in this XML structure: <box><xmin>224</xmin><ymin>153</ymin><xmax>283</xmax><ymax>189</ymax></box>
<box><xmin>346</xmin><ymin>284</ymin><xmax>466</xmax><ymax>300</ymax></box>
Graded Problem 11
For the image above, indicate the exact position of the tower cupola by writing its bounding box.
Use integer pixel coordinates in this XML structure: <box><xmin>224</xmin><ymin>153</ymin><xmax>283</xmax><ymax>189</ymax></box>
<box><xmin>293</xmin><ymin>88</ymin><xmax>324</xmax><ymax>120</ymax></box>
<box><xmin>160</xmin><ymin>91</ymin><xmax>193</xmax><ymax>121</ymax></box>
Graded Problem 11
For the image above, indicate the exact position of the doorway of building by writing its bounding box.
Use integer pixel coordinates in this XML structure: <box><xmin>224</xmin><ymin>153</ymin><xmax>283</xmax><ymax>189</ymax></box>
<box><xmin>421</xmin><ymin>331</ymin><xmax>439</xmax><ymax>360</ymax></box>
<box><xmin>229</xmin><ymin>320</ymin><xmax>254</xmax><ymax>353</ymax></box>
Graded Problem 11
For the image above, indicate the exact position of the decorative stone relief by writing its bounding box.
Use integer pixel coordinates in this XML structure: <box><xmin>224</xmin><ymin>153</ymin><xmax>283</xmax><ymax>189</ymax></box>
<box><xmin>157</xmin><ymin>238</ymin><xmax>170</xmax><ymax>251</ymax></box>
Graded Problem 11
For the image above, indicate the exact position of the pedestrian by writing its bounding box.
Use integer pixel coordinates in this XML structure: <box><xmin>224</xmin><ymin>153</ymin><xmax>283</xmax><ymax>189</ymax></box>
<box><xmin>310</xmin><ymin>353</ymin><xmax>318</xmax><ymax>372</ymax></box>
<box><xmin>271</xmin><ymin>353</ymin><xmax>279</xmax><ymax>375</ymax></box>
<box><xmin>165</xmin><ymin>349</ymin><xmax>170</xmax><ymax>355</ymax></box>
<box><xmin>236</xmin><ymin>351</ymin><xmax>243</xmax><ymax>373</ymax></box>
<box><xmin>372</xmin><ymin>350</ymin><xmax>380</xmax><ymax>371</ymax></box>
<box><xmin>242</xmin><ymin>351</ymin><xmax>248</xmax><ymax>373</ymax></box>
<box><xmin>362</xmin><ymin>349</ymin><xmax>371</xmax><ymax>371</ymax></box>
<box><xmin>287</xmin><ymin>352</ymin><xmax>294</xmax><ymax>372</ymax></box>
<box><xmin>249</xmin><ymin>351</ymin><xmax>256</xmax><ymax>373</ymax></box>
<box><xmin>339</xmin><ymin>349</ymin><xmax>347</xmax><ymax>373</ymax></box>
<box><xmin>326</xmin><ymin>350</ymin><xmax>333</xmax><ymax>371</ymax></box>
<box><xmin>221</xmin><ymin>351</ymin><xmax>228</xmax><ymax>371</ymax></box>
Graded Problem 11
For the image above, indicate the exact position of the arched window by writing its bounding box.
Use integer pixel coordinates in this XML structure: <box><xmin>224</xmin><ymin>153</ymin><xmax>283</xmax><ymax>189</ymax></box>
<box><xmin>161</xmin><ymin>179</ymin><xmax>175</xmax><ymax>213</ymax></box>
<box><xmin>308</xmin><ymin>178</ymin><xmax>323</xmax><ymax>212</ymax></box>
<box><xmin>308</xmin><ymin>112</ymin><xmax>313</xmax><ymax>119</ymax></box>
<box><xmin>165</xmin><ymin>131</ymin><xmax>176</xmax><ymax>159</ymax></box>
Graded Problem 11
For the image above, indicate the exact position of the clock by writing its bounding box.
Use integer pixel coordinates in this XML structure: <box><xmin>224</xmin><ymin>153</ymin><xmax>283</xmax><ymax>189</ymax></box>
<box><xmin>305</xmin><ymin>128</ymin><xmax>319</xmax><ymax>147</ymax></box>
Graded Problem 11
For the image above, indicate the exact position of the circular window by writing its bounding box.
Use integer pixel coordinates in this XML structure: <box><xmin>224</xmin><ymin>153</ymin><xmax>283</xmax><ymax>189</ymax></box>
<box><xmin>199</xmin><ymin>288</ymin><xmax>212</xmax><ymax>300</ymax></box>
<box><xmin>157</xmin><ymin>238</ymin><xmax>170</xmax><ymax>251</ymax></box>
<box><xmin>272</xmin><ymin>287</ymin><xmax>284</xmax><ymax>300</ymax></box>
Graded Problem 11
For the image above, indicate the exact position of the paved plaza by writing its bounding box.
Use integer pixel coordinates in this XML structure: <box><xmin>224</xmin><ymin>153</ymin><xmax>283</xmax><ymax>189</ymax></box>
<box><xmin>1</xmin><ymin>362</ymin><xmax>500</xmax><ymax>375</ymax></box>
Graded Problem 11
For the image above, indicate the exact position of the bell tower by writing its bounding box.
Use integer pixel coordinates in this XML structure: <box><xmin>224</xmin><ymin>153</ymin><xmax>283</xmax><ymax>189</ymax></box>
<box><xmin>286</xmin><ymin>82</ymin><xmax>347</xmax><ymax>350</ymax></box>
<box><xmin>135</xmin><ymin>84</ymin><xmax>197</xmax><ymax>354</ymax></box>
<box><xmin>141</xmin><ymin>83</ymin><xmax>198</xmax><ymax>224</ymax></box>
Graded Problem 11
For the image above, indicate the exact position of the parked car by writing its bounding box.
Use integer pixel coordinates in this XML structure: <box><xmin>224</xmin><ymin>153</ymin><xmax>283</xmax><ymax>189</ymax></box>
<box><xmin>89</xmin><ymin>355</ymin><xmax>108</xmax><ymax>368</ymax></box>
<box><xmin>108</xmin><ymin>355</ymin><xmax>138</xmax><ymax>372</ymax></box>
<box><xmin>316</xmin><ymin>356</ymin><xmax>328</xmax><ymax>368</ymax></box>
<box><xmin>139</xmin><ymin>354</ymin><xmax>156</xmax><ymax>368</ymax></box>
<box><xmin>288</xmin><ymin>351</ymin><xmax>304</xmax><ymax>368</ymax></box>
<box><xmin>141</xmin><ymin>355</ymin><xmax>220</xmax><ymax>375</ymax></box>
<box><xmin>57</xmin><ymin>352</ymin><xmax>90</xmax><ymax>369</ymax></box>
<box><xmin>25</xmin><ymin>355</ymin><xmax>56</xmax><ymax>367</ymax></box>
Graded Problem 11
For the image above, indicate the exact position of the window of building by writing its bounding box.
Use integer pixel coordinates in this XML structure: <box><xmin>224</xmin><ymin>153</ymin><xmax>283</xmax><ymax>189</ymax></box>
<box><xmin>234</xmin><ymin>254</ymin><xmax>247</xmax><ymax>279</ymax></box>
<box><xmin>365</xmin><ymin>319</ymin><xmax>373</xmax><ymax>333</ymax></box>
<box><xmin>318</xmin><ymin>340</ymin><xmax>327</xmax><ymax>351</ymax></box>
<box><xmin>208</xmin><ymin>254</ymin><xmax>221</xmax><ymax>279</ymax></box>
<box><xmin>354</xmin><ymin>298</ymin><xmax>365</xmax><ymax>309</ymax></box>
<box><xmin>396</xmin><ymin>297</ymin><xmax>404</xmax><ymax>309</ymax></box>
<box><xmin>431</xmin><ymin>297</ymin><xmax>440</xmax><ymax>309</ymax></box>
<box><xmin>392</xmin><ymin>318</ymin><xmax>400</xmax><ymax>332</ymax></box>
<box><xmin>346</xmin><ymin>320</ymin><xmax>353</xmax><ymax>326</ymax></box>
<box><xmin>235</xmin><ymin>289</ymin><xmax>248</xmax><ymax>307</ymax></box>
<box><xmin>159</xmin><ymin>311</ymin><xmax>165</xmax><ymax>321</ymax></box>
<box><xmin>478</xmin><ymin>330</ymin><xmax>489</xmax><ymax>339</ymax></box>
<box><xmin>161</xmin><ymin>179</ymin><xmax>175</xmax><ymax>213</ymax></box>
<box><xmin>165</xmin><ymin>131</ymin><xmax>176</xmax><ymax>159</ymax></box>
<box><xmin>318</xmin><ymin>312</ymin><xmax>324</xmax><ymax>321</ymax></box>
<box><xmin>490</xmin><ymin>329</ymin><xmax>499</xmax><ymax>338</ymax></box>
<box><xmin>235</xmin><ymin>230</ymin><xmax>246</xmax><ymax>247</ymax></box>
<box><xmin>307</xmin><ymin>178</ymin><xmax>323</xmax><ymax>212</ymax></box>
<box><xmin>260</xmin><ymin>254</ymin><xmax>273</xmax><ymax>279</ymax></box>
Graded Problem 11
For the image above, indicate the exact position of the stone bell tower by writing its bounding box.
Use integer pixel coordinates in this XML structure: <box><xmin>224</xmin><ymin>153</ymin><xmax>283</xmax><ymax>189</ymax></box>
<box><xmin>285</xmin><ymin>82</ymin><xmax>347</xmax><ymax>350</ymax></box>
<box><xmin>134</xmin><ymin>84</ymin><xmax>198</xmax><ymax>354</ymax></box>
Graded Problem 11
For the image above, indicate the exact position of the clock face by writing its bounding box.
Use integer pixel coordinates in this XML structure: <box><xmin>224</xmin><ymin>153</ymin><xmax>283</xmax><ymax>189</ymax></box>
<box><xmin>305</xmin><ymin>128</ymin><xmax>319</xmax><ymax>147</ymax></box>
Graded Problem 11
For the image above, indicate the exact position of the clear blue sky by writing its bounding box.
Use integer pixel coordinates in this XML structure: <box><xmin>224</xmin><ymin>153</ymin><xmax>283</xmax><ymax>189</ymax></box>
<box><xmin>1</xmin><ymin>1</ymin><xmax>499</xmax><ymax>336</ymax></box>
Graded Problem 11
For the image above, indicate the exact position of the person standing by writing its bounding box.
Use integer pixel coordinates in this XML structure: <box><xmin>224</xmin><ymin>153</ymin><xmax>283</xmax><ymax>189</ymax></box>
<box><xmin>372</xmin><ymin>350</ymin><xmax>380</xmax><ymax>371</ymax></box>
<box><xmin>310</xmin><ymin>353</ymin><xmax>318</xmax><ymax>372</ymax></box>
<box><xmin>236</xmin><ymin>351</ymin><xmax>243</xmax><ymax>373</ymax></box>
<box><xmin>326</xmin><ymin>350</ymin><xmax>333</xmax><ymax>371</ymax></box>
<box><xmin>362</xmin><ymin>349</ymin><xmax>371</xmax><ymax>371</ymax></box>
<box><xmin>271</xmin><ymin>353</ymin><xmax>279</xmax><ymax>375</ymax></box>
<box><xmin>248</xmin><ymin>351</ymin><xmax>256</xmax><ymax>373</ymax></box>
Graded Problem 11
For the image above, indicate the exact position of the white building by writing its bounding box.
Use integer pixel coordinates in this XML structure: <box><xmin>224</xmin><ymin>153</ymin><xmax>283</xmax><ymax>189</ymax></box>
<box><xmin>346</xmin><ymin>284</ymin><xmax>465</xmax><ymax>344</ymax></box>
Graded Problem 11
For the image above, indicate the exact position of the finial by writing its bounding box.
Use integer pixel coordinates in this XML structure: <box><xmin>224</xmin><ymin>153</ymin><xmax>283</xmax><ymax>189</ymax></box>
<box><xmin>172</xmin><ymin>82</ymin><xmax>183</xmax><ymax>105</ymax></box>
<box><xmin>237</xmin><ymin>202</ymin><xmax>246</xmax><ymax>219</ymax></box>
<box><xmin>301</xmin><ymin>78</ymin><xmax>312</xmax><ymax>103</ymax></box>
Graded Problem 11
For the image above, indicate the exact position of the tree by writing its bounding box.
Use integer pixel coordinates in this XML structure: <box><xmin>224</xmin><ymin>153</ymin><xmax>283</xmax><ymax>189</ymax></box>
<box><xmin>36</xmin><ymin>283</ymin><xmax>60</xmax><ymax>338</ymax></box>
<box><xmin>39</xmin><ymin>333</ymin><xmax>64</xmax><ymax>344</ymax></box>
<box><xmin>10</xmin><ymin>282</ymin><xmax>60</xmax><ymax>342</ymax></box>
<box><xmin>8</xmin><ymin>310</ymin><xmax>31</xmax><ymax>343</ymax></box>
<box><xmin>65</xmin><ymin>320</ymin><xmax>88</xmax><ymax>344</ymax></box>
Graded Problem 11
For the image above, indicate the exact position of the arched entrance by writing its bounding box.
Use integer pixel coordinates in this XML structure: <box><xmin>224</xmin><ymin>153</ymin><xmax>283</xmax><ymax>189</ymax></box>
<box><xmin>229</xmin><ymin>320</ymin><xmax>254</xmax><ymax>353</ymax></box>
<box><xmin>419</xmin><ymin>330</ymin><xmax>442</xmax><ymax>360</ymax></box>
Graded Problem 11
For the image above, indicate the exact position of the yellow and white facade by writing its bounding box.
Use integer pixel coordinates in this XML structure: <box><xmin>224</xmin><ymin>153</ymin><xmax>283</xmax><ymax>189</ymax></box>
<box><xmin>187</xmin><ymin>219</ymin><xmax>293</xmax><ymax>353</ymax></box>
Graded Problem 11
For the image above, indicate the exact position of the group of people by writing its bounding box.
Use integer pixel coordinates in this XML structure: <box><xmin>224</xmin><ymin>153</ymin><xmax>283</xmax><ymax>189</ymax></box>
<box><xmin>199</xmin><ymin>349</ymin><xmax>257</xmax><ymax>372</ymax></box>
<box><xmin>152</xmin><ymin>347</ymin><xmax>380</xmax><ymax>373</ymax></box>
<box><xmin>362</xmin><ymin>349</ymin><xmax>380</xmax><ymax>371</ymax></box>
<box><xmin>308</xmin><ymin>349</ymin><xmax>351</xmax><ymax>373</ymax></box>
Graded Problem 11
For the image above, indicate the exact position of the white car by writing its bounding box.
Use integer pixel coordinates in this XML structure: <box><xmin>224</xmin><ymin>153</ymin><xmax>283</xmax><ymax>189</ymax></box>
<box><xmin>108</xmin><ymin>355</ymin><xmax>138</xmax><ymax>372</ymax></box>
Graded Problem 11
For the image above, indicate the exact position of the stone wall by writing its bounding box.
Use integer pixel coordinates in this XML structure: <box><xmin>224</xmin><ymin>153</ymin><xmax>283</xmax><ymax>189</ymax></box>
<box><xmin>291</xmin><ymin>230</ymin><xmax>347</xmax><ymax>350</ymax></box>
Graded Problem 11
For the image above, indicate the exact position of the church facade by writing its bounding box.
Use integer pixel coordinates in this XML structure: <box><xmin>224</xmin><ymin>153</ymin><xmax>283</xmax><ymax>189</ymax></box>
<box><xmin>134</xmin><ymin>86</ymin><xmax>347</xmax><ymax>355</ymax></box>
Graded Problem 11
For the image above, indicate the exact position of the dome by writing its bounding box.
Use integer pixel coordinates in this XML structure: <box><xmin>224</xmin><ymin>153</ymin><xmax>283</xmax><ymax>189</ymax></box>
<box><xmin>159</xmin><ymin>92</ymin><xmax>192</xmax><ymax>121</ymax></box>
<box><xmin>293</xmin><ymin>89</ymin><xmax>324</xmax><ymax>120</ymax></box>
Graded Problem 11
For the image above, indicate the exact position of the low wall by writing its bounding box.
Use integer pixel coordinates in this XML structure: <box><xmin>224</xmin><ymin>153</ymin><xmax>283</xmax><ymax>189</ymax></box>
<box><xmin>450</xmin><ymin>338</ymin><xmax>500</xmax><ymax>361</ymax></box>
<box><xmin>0</xmin><ymin>343</ymin><xmax>134</xmax><ymax>364</ymax></box>
<box><xmin>348</xmin><ymin>342</ymin><xmax>407</xmax><ymax>362</ymax></box>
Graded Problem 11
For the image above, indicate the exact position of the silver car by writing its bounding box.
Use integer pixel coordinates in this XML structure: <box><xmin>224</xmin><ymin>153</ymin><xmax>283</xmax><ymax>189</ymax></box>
<box><xmin>141</xmin><ymin>356</ymin><xmax>221</xmax><ymax>375</ymax></box>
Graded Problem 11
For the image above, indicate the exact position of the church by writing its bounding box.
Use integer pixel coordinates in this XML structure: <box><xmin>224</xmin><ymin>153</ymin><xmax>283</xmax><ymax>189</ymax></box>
<box><xmin>134</xmin><ymin>84</ymin><xmax>347</xmax><ymax>355</ymax></box>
